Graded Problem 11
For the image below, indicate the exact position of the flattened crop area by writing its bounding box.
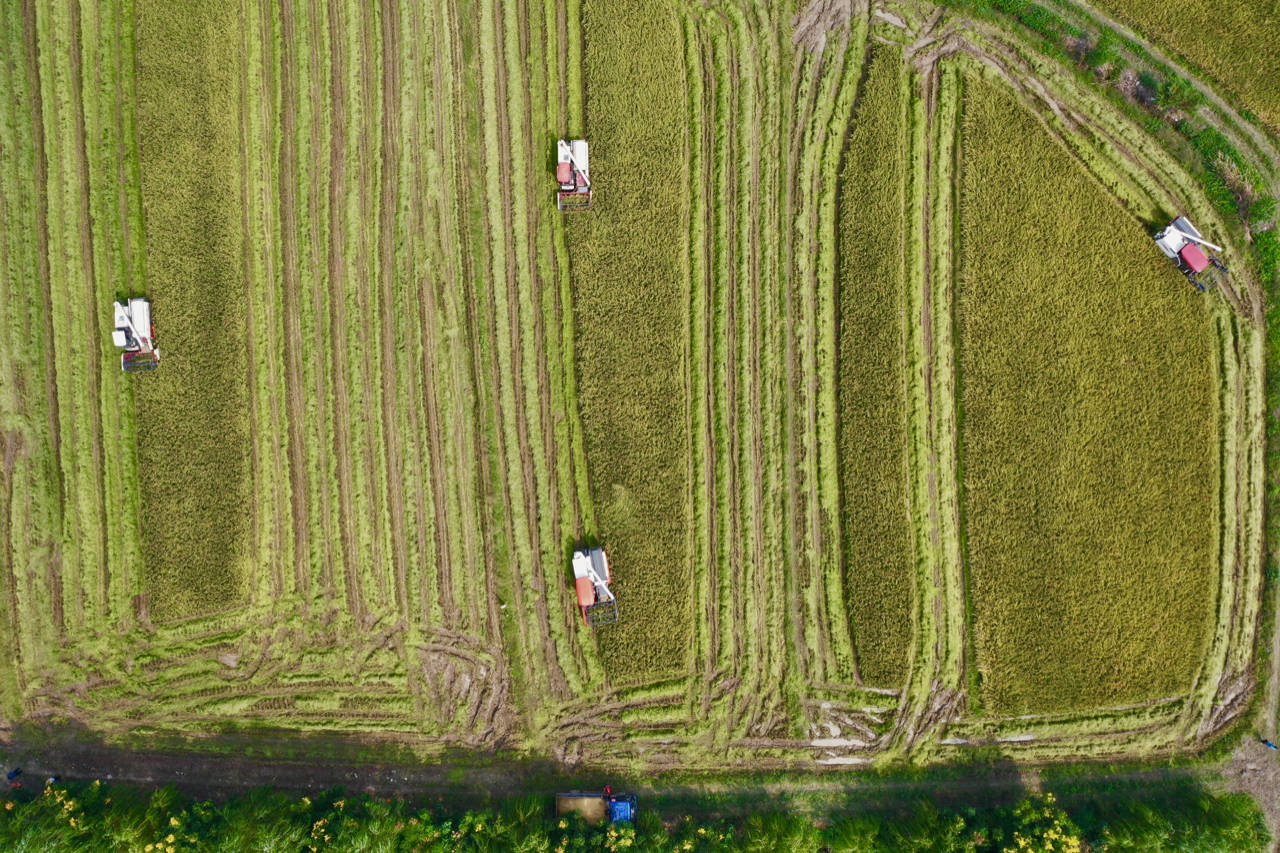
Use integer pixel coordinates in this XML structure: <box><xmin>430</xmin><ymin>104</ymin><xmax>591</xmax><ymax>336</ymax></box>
<box><xmin>0</xmin><ymin>0</ymin><xmax>1266</xmax><ymax>769</ymax></box>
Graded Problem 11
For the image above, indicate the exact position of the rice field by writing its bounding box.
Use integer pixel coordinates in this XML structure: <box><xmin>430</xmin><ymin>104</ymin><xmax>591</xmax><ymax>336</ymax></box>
<box><xmin>1091</xmin><ymin>0</ymin><xmax>1280</xmax><ymax>132</ymax></box>
<box><xmin>956</xmin><ymin>78</ymin><xmax>1218</xmax><ymax>715</ymax></box>
<box><xmin>0</xmin><ymin>0</ymin><xmax>1267</xmax><ymax>770</ymax></box>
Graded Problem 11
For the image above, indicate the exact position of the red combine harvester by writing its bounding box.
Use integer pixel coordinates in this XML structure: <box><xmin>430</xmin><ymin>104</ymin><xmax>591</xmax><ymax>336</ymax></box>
<box><xmin>1153</xmin><ymin>216</ymin><xmax>1227</xmax><ymax>292</ymax></box>
<box><xmin>556</xmin><ymin>139</ymin><xmax>592</xmax><ymax>211</ymax></box>
<box><xmin>112</xmin><ymin>297</ymin><xmax>160</xmax><ymax>372</ymax></box>
<box><xmin>571</xmin><ymin>546</ymin><xmax>617</xmax><ymax>626</ymax></box>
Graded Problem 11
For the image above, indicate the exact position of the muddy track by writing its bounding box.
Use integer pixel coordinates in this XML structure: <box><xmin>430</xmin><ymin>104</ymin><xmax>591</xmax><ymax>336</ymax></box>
<box><xmin>377</xmin><ymin>0</ymin><xmax>411</xmax><ymax>619</ymax></box>
<box><xmin>326</xmin><ymin>0</ymin><xmax>364</xmax><ymax>624</ymax></box>
<box><xmin>305</xmin><ymin>0</ymin><xmax>336</xmax><ymax>598</ymax></box>
<box><xmin>1050</xmin><ymin>0</ymin><xmax>1280</xmax><ymax>198</ymax></box>
<box><xmin>20</xmin><ymin>0</ymin><xmax>65</xmax><ymax>635</ymax></box>
<box><xmin>65</xmin><ymin>0</ymin><xmax>109</xmax><ymax>625</ymax></box>
<box><xmin>443</xmin><ymin>0</ymin><xmax>496</xmax><ymax>644</ymax></box>
<box><xmin>278</xmin><ymin>0</ymin><xmax>312</xmax><ymax>607</ymax></box>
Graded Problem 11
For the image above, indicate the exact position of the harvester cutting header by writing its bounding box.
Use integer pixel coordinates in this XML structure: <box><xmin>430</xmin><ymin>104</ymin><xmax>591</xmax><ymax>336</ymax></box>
<box><xmin>556</xmin><ymin>139</ymin><xmax>592</xmax><ymax>211</ymax></box>
<box><xmin>112</xmin><ymin>297</ymin><xmax>160</xmax><ymax>372</ymax></box>
<box><xmin>1154</xmin><ymin>216</ymin><xmax>1228</xmax><ymax>292</ymax></box>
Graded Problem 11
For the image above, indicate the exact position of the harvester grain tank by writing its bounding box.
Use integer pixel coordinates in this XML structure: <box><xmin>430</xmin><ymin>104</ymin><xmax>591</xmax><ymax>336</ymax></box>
<box><xmin>1153</xmin><ymin>215</ymin><xmax>1227</xmax><ymax>291</ymax></box>
<box><xmin>555</xmin><ymin>787</ymin><xmax>637</xmax><ymax>825</ymax></box>
<box><xmin>556</xmin><ymin>139</ymin><xmax>592</xmax><ymax>211</ymax></box>
<box><xmin>111</xmin><ymin>297</ymin><xmax>160</xmax><ymax>371</ymax></box>
<box><xmin>571</xmin><ymin>546</ymin><xmax>617</xmax><ymax>626</ymax></box>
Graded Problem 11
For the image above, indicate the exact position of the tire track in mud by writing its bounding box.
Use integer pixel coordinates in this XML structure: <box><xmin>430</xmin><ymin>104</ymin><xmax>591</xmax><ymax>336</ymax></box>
<box><xmin>21</xmin><ymin>0</ymin><xmax>64</xmax><ymax>636</ymax></box>
<box><xmin>445</xmin><ymin>0</ymin><xmax>497</xmax><ymax>645</ymax></box>
<box><xmin>277</xmin><ymin>0</ymin><xmax>312</xmax><ymax>607</ymax></box>
<box><xmin>781</xmin><ymin>52</ymin><xmax>815</xmax><ymax>696</ymax></box>
<box><xmin>326</xmin><ymin>0</ymin><xmax>365</xmax><ymax>624</ymax></box>
<box><xmin>719</xmin><ymin>18</ymin><xmax>745</xmax><ymax>683</ymax></box>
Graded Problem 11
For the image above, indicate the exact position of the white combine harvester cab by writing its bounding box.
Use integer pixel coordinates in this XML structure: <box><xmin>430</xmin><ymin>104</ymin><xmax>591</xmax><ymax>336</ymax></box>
<box><xmin>1153</xmin><ymin>215</ymin><xmax>1228</xmax><ymax>292</ymax></box>
<box><xmin>556</xmin><ymin>139</ymin><xmax>592</xmax><ymax>211</ymax></box>
<box><xmin>571</xmin><ymin>546</ymin><xmax>617</xmax><ymax>626</ymax></box>
<box><xmin>112</xmin><ymin>297</ymin><xmax>160</xmax><ymax>372</ymax></box>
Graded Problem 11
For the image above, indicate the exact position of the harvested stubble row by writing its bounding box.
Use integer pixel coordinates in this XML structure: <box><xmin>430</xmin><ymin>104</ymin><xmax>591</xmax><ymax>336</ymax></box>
<box><xmin>956</xmin><ymin>77</ymin><xmax>1218</xmax><ymax>715</ymax></box>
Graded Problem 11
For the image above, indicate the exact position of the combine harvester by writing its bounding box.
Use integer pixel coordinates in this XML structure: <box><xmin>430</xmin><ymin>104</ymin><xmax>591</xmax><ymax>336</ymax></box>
<box><xmin>556</xmin><ymin>139</ymin><xmax>592</xmax><ymax>211</ymax></box>
<box><xmin>1153</xmin><ymin>216</ymin><xmax>1228</xmax><ymax>292</ymax></box>
<box><xmin>555</xmin><ymin>787</ymin><xmax>637</xmax><ymax>825</ymax></box>
<box><xmin>571</xmin><ymin>546</ymin><xmax>617</xmax><ymax>626</ymax></box>
<box><xmin>111</xmin><ymin>297</ymin><xmax>160</xmax><ymax>372</ymax></box>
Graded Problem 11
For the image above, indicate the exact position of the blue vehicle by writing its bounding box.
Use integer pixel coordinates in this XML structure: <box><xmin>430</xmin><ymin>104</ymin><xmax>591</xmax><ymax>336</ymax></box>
<box><xmin>555</xmin><ymin>786</ymin><xmax>637</xmax><ymax>824</ymax></box>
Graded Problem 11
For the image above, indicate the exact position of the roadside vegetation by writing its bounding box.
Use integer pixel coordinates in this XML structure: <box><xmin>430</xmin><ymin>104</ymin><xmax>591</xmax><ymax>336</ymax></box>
<box><xmin>0</xmin><ymin>779</ymin><xmax>1266</xmax><ymax>851</ymax></box>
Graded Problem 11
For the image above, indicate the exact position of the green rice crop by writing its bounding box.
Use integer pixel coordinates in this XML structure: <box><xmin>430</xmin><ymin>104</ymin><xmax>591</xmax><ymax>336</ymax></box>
<box><xmin>569</xmin><ymin>0</ymin><xmax>692</xmax><ymax>679</ymax></box>
<box><xmin>133</xmin><ymin>0</ymin><xmax>252</xmax><ymax>618</ymax></box>
<box><xmin>956</xmin><ymin>78</ymin><xmax>1219</xmax><ymax>715</ymax></box>
<box><xmin>835</xmin><ymin>46</ymin><xmax>913</xmax><ymax>688</ymax></box>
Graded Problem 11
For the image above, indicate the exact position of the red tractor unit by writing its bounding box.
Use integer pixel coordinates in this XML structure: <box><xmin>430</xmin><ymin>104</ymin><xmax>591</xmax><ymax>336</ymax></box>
<box><xmin>571</xmin><ymin>546</ymin><xmax>617</xmax><ymax>626</ymax></box>
<box><xmin>556</xmin><ymin>139</ymin><xmax>592</xmax><ymax>211</ymax></box>
<box><xmin>1153</xmin><ymin>216</ymin><xmax>1227</xmax><ymax>291</ymax></box>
